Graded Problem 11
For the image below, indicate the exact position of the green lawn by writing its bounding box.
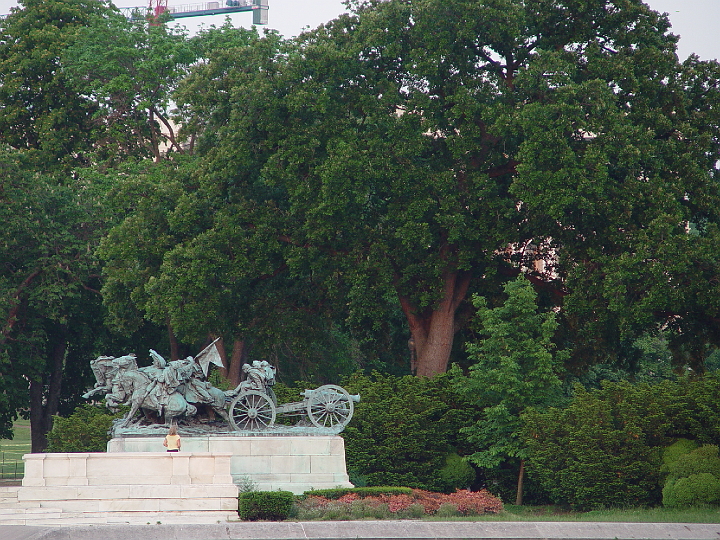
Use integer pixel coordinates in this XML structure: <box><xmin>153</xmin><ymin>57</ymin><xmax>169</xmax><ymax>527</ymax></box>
<box><xmin>0</xmin><ymin>419</ymin><xmax>30</xmax><ymax>480</ymax></box>
<box><xmin>423</xmin><ymin>504</ymin><xmax>720</xmax><ymax>523</ymax></box>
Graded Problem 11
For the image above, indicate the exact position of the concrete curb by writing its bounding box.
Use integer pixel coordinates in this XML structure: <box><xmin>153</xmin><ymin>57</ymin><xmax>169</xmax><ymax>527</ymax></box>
<box><xmin>3</xmin><ymin>521</ymin><xmax>720</xmax><ymax>540</ymax></box>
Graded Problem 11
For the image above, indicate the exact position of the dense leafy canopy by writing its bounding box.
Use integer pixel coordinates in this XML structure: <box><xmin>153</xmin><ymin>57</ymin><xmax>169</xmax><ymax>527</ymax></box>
<box><xmin>0</xmin><ymin>0</ymin><xmax>111</xmax><ymax>169</ymax></box>
<box><xmin>63</xmin><ymin>10</ymin><xmax>196</xmax><ymax>163</ymax></box>
<box><xmin>0</xmin><ymin>150</ymin><xmax>110</xmax><ymax>448</ymax></box>
<box><xmin>169</xmin><ymin>0</ymin><xmax>720</xmax><ymax>377</ymax></box>
<box><xmin>3</xmin><ymin>0</ymin><xmax>720</xmax><ymax>479</ymax></box>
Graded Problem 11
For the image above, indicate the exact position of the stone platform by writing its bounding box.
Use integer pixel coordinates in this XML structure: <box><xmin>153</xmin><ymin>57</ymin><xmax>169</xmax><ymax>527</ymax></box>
<box><xmin>14</xmin><ymin>452</ymin><xmax>238</xmax><ymax>524</ymax></box>
<box><xmin>108</xmin><ymin>434</ymin><xmax>353</xmax><ymax>494</ymax></box>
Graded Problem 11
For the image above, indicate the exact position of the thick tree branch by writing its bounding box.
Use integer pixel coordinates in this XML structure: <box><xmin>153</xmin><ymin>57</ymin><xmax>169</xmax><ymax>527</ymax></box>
<box><xmin>2</xmin><ymin>268</ymin><xmax>42</xmax><ymax>343</ymax></box>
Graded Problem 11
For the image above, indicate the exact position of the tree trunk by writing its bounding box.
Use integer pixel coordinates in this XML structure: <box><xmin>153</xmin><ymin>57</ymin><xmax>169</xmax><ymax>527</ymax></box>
<box><xmin>227</xmin><ymin>339</ymin><xmax>246</xmax><ymax>387</ymax></box>
<box><xmin>212</xmin><ymin>334</ymin><xmax>229</xmax><ymax>378</ymax></box>
<box><xmin>516</xmin><ymin>459</ymin><xmax>525</xmax><ymax>506</ymax></box>
<box><xmin>29</xmin><ymin>328</ymin><xmax>67</xmax><ymax>453</ymax></box>
<box><xmin>168</xmin><ymin>322</ymin><xmax>180</xmax><ymax>361</ymax></box>
<box><xmin>1</xmin><ymin>269</ymin><xmax>41</xmax><ymax>344</ymax></box>
<box><xmin>398</xmin><ymin>270</ymin><xmax>472</xmax><ymax>377</ymax></box>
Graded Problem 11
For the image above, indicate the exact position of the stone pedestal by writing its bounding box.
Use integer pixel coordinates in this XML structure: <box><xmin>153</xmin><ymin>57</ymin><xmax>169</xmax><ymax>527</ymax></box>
<box><xmin>108</xmin><ymin>435</ymin><xmax>353</xmax><ymax>494</ymax></box>
<box><xmin>18</xmin><ymin>452</ymin><xmax>238</xmax><ymax>520</ymax></box>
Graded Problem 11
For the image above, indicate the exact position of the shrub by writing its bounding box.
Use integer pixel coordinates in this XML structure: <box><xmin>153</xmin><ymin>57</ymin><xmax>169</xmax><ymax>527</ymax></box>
<box><xmin>663</xmin><ymin>473</ymin><xmax>720</xmax><ymax>508</ymax></box>
<box><xmin>662</xmin><ymin>439</ymin><xmax>700</xmax><ymax>467</ymax></box>
<box><xmin>238</xmin><ymin>491</ymin><xmax>294</xmax><ymax>521</ymax></box>
<box><xmin>293</xmin><ymin>488</ymin><xmax>503</xmax><ymax>519</ymax></box>
<box><xmin>522</xmin><ymin>381</ymin><xmax>677</xmax><ymax>509</ymax></box>
<box><xmin>46</xmin><ymin>404</ymin><xmax>124</xmax><ymax>452</ymax></box>
<box><xmin>520</xmin><ymin>375</ymin><xmax>720</xmax><ymax>509</ymax></box>
<box><xmin>437</xmin><ymin>453</ymin><xmax>476</xmax><ymax>492</ymax></box>
<box><xmin>303</xmin><ymin>486</ymin><xmax>413</xmax><ymax>499</ymax></box>
<box><xmin>341</xmin><ymin>372</ymin><xmax>477</xmax><ymax>492</ymax></box>
<box><xmin>664</xmin><ymin>445</ymin><xmax>720</xmax><ymax>482</ymax></box>
<box><xmin>661</xmin><ymin>445</ymin><xmax>720</xmax><ymax>508</ymax></box>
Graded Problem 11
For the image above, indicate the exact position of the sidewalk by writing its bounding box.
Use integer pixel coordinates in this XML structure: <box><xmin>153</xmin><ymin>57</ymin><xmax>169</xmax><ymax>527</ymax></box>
<box><xmin>2</xmin><ymin>520</ymin><xmax>720</xmax><ymax>540</ymax></box>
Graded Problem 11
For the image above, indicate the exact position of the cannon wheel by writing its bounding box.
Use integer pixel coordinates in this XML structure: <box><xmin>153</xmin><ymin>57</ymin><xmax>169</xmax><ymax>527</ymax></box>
<box><xmin>229</xmin><ymin>390</ymin><xmax>276</xmax><ymax>431</ymax></box>
<box><xmin>306</xmin><ymin>385</ymin><xmax>354</xmax><ymax>429</ymax></box>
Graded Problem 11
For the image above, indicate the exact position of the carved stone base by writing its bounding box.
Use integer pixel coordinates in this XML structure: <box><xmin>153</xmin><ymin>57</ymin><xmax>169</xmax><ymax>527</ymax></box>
<box><xmin>108</xmin><ymin>434</ymin><xmax>354</xmax><ymax>494</ymax></box>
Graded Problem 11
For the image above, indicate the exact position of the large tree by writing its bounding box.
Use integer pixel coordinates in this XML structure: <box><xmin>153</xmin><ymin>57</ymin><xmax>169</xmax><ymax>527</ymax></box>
<box><xmin>0</xmin><ymin>0</ymin><xmax>110</xmax><ymax>169</ymax></box>
<box><xmin>0</xmin><ymin>151</ymin><xmax>111</xmax><ymax>451</ymax></box>
<box><xmin>96</xmin><ymin>29</ymin><xmax>368</xmax><ymax>382</ymax></box>
<box><xmin>183</xmin><ymin>0</ymin><xmax>720</xmax><ymax>376</ymax></box>
<box><xmin>62</xmin><ymin>9</ymin><xmax>197</xmax><ymax>164</ymax></box>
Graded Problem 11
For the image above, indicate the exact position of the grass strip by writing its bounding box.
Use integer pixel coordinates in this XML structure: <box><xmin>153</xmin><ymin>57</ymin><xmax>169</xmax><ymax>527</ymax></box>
<box><xmin>423</xmin><ymin>505</ymin><xmax>720</xmax><ymax>523</ymax></box>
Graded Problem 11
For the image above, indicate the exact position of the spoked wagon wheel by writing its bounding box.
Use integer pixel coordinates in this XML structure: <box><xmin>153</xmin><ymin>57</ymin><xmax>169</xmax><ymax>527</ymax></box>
<box><xmin>306</xmin><ymin>384</ymin><xmax>354</xmax><ymax>429</ymax></box>
<box><xmin>229</xmin><ymin>390</ymin><xmax>276</xmax><ymax>431</ymax></box>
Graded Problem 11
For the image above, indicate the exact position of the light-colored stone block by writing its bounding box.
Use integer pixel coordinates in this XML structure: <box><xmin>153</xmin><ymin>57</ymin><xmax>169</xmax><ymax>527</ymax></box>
<box><xmin>292</xmin><ymin>473</ymin><xmax>335</xmax><ymax>484</ymax></box>
<box><xmin>99</xmin><ymin>498</ymin><xmax>161</xmax><ymax>512</ymax></box>
<box><xmin>290</xmin><ymin>437</ymin><xmax>332</xmax><ymax>456</ymax></box>
<box><xmin>158</xmin><ymin>497</ymin><xmax>228</xmax><ymax>512</ymax></box>
<box><xmin>106</xmin><ymin>434</ymin><xmax>353</xmax><ymax>494</ymax></box>
<box><xmin>252</xmin><ymin>437</ymin><xmax>292</xmax><ymax>455</ymax></box>
<box><xmin>76</xmin><ymin>485</ymin><xmax>131</xmax><ymax>500</ymax></box>
<box><xmin>42</xmin><ymin>498</ymin><xmax>101</xmax><ymax>513</ymax></box>
<box><xmin>271</xmin><ymin>454</ymin><xmax>310</xmax><ymax>474</ymax></box>
<box><xmin>311</xmin><ymin>454</ymin><xmax>348</xmax><ymax>474</ymax></box>
<box><xmin>234</xmin><ymin>455</ymin><xmax>272</xmax><ymax>474</ymax></box>
<box><xmin>18</xmin><ymin>486</ymin><xmax>79</xmax><ymax>501</ymax></box>
<box><xmin>181</xmin><ymin>485</ymin><xmax>238</xmax><ymax>499</ymax></box>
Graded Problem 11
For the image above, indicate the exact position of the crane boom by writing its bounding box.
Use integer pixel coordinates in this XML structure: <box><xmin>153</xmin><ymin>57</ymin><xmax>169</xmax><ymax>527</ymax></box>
<box><xmin>119</xmin><ymin>0</ymin><xmax>268</xmax><ymax>24</ymax></box>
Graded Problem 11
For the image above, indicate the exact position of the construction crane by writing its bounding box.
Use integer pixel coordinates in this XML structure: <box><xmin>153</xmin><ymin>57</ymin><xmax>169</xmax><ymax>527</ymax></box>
<box><xmin>120</xmin><ymin>0</ymin><xmax>268</xmax><ymax>25</ymax></box>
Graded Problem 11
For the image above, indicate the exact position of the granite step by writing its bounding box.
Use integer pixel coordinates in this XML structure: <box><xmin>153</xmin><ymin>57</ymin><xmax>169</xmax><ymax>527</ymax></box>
<box><xmin>9</xmin><ymin>510</ymin><xmax>237</xmax><ymax>526</ymax></box>
<box><xmin>0</xmin><ymin>501</ymin><xmax>41</xmax><ymax>509</ymax></box>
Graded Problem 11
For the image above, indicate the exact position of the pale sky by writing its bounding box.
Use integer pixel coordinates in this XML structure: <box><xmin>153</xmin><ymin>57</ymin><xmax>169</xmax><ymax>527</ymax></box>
<box><xmin>0</xmin><ymin>0</ymin><xmax>717</xmax><ymax>61</ymax></box>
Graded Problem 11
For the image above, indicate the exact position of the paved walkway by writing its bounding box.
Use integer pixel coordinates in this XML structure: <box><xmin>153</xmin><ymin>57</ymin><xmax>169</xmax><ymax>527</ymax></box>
<box><xmin>2</xmin><ymin>521</ymin><xmax>720</xmax><ymax>540</ymax></box>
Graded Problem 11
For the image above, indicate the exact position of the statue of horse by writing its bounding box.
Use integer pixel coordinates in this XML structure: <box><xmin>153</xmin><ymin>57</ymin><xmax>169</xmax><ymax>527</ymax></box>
<box><xmin>109</xmin><ymin>363</ymin><xmax>197</xmax><ymax>427</ymax></box>
<box><xmin>182</xmin><ymin>382</ymin><xmax>231</xmax><ymax>423</ymax></box>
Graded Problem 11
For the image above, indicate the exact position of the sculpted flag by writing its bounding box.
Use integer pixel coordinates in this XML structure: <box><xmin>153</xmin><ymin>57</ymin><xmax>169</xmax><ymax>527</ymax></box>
<box><xmin>195</xmin><ymin>338</ymin><xmax>224</xmax><ymax>377</ymax></box>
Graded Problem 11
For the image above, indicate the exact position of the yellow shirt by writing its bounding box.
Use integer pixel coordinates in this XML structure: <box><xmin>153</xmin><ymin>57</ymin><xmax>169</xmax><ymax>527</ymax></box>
<box><xmin>165</xmin><ymin>434</ymin><xmax>181</xmax><ymax>451</ymax></box>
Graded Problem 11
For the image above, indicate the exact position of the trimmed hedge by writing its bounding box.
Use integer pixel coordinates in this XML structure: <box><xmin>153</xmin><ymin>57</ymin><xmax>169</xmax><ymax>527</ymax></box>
<box><xmin>303</xmin><ymin>486</ymin><xmax>413</xmax><ymax>499</ymax></box>
<box><xmin>341</xmin><ymin>372</ymin><xmax>477</xmax><ymax>493</ymax></box>
<box><xmin>662</xmin><ymin>445</ymin><xmax>720</xmax><ymax>508</ymax></box>
<box><xmin>522</xmin><ymin>376</ymin><xmax>720</xmax><ymax>509</ymax></box>
<box><xmin>522</xmin><ymin>381</ymin><xmax>675</xmax><ymax>509</ymax></box>
<box><xmin>663</xmin><ymin>473</ymin><xmax>720</xmax><ymax>508</ymax></box>
<box><xmin>238</xmin><ymin>491</ymin><xmax>294</xmax><ymax>520</ymax></box>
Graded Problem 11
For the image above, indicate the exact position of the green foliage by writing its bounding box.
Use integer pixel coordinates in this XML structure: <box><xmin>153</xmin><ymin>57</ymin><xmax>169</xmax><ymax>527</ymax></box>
<box><xmin>663</xmin><ymin>473</ymin><xmax>720</xmax><ymax>508</ymax></box>
<box><xmin>522</xmin><ymin>376</ymin><xmax>720</xmax><ymax>509</ymax></box>
<box><xmin>63</xmin><ymin>9</ymin><xmax>197</xmax><ymax>163</ymax></box>
<box><xmin>0</xmin><ymin>0</ymin><xmax>111</xmax><ymax>169</ymax></box>
<box><xmin>0</xmin><ymin>149</ymin><xmax>119</xmax><ymax>449</ymax></box>
<box><xmin>675</xmin><ymin>375</ymin><xmax>720</xmax><ymax>443</ymax></box>
<box><xmin>523</xmin><ymin>381</ymin><xmax>681</xmax><ymax>509</ymax></box>
<box><xmin>238</xmin><ymin>491</ymin><xmax>294</xmax><ymax>521</ymax></box>
<box><xmin>664</xmin><ymin>445</ymin><xmax>720</xmax><ymax>484</ymax></box>
<box><xmin>303</xmin><ymin>487</ymin><xmax>413</xmax><ymax>499</ymax></box>
<box><xmin>46</xmin><ymin>404</ymin><xmax>124</xmax><ymax>452</ymax></box>
<box><xmin>662</xmin><ymin>439</ymin><xmax>700</xmax><ymax>467</ymax></box>
<box><xmin>437</xmin><ymin>453</ymin><xmax>476</xmax><ymax>492</ymax></box>
<box><xmin>453</xmin><ymin>276</ymin><xmax>565</xmax><ymax>471</ymax></box>
<box><xmin>180</xmin><ymin>0</ymin><xmax>720</xmax><ymax>378</ymax></box>
<box><xmin>341</xmin><ymin>372</ymin><xmax>476</xmax><ymax>492</ymax></box>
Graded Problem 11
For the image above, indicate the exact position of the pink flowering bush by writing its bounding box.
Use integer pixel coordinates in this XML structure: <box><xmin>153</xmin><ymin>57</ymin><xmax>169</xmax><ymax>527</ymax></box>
<box><xmin>294</xmin><ymin>488</ymin><xmax>503</xmax><ymax>519</ymax></box>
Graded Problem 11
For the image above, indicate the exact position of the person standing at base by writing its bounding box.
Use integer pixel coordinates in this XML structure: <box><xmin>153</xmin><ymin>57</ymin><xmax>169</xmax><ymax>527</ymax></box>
<box><xmin>163</xmin><ymin>425</ymin><xmax>181</xmax><ymax>452</ymax></box>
